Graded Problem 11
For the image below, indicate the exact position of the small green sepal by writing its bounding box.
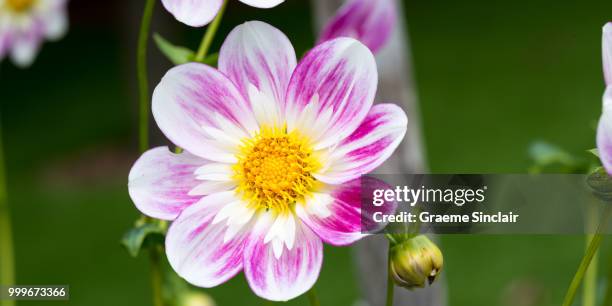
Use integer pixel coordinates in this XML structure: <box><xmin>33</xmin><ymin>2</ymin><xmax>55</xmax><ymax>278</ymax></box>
<box><xmin>121</xmin><ymin>217</ymin><xmax>167</xmax><ymax>257</ymax></box>
<box><xmin>154</xmin><ymin>33</ymin><xmax>195</xmax><ymax>65</ymax></box>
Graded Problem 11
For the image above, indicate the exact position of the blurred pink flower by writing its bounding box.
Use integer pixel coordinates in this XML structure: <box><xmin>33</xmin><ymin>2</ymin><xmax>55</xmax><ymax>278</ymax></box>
<box><xmin>319</xmin><ymin>0</ymin><xmax>397</xmax><ymax>54</ymax></box>
<box><xmin>597</xmin><ymin>23</ymin><xmax>612</xmax><ymax>173</ymax></box>
<box><xmin>128</xmin><ymin>21</ymin><xmax>406</xmax><ymax>301</ymax></box>
<box><xmin>162</xmin><ymin>0</ymin><xmax>284</xmax><ymax>27</ymax></box>
<box><xmin>0</xmin><ymin>0</ymin><xmax>68</xmax><ymax>67</ymax></box>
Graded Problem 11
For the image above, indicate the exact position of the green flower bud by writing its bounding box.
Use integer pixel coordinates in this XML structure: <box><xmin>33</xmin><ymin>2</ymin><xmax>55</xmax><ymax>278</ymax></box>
<box><xmin>586</xmin><ymin>167</ymin><xmax>612</xmax><ymax>201</ymax></box>
<box><xmin>389</xmin><ymin>235</ymin><xmax>443</xmax><ymax>289</ymax></box>
<box><xmin>180</xmin><ymin>292</ymin><xmax>215</xmax><ymax>306</ymax></box>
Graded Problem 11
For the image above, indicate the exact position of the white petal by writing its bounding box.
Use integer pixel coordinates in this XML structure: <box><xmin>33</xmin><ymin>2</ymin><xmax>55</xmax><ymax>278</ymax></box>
<box><xmin>314</xmin><ymin>104</ymin><xmax>407</xmax><ymax>184</ymax></box>
<box><xmin>597</xmin><ymin>87</ymin><xmax>612</xmax><ymax>174</ymax></box>
<box><xmin>296</xmin><ymin>178</ymin><xmax>395</xmax><ymax>246</ymax></box>
<box><xmin>285</xmin><ymin>38</ymin><xmax>377</xmax><ymax>149</ymax></box>
<box><xmin>318</xmin><ymin>0</ymin><xmax>396</xmax><ymax>54</ymax></box>
<box><xmin>161</xmin><ymin>0</ymin><xmax>223</xmax><ymax>27</ymax></box>
<box><xmin>238</xmin><ymin>0</ymin><xmax>284</xmax><ymax>8</ymax></box>
<box><xmin>195</xmin><ymin>163</ymin><xmax>234</xmax><ymax>181</ymax></box>
<box><xmin>248</xmin><ymin>84</ymin><xmax>281</xmax><ymax>127</ymax></box>
<box><xmin>243</xmin><ymin>213</ymin><xmax>323</xmax><ymax>301</ymax></box>
<box><xmin>152</xmin><ymin>63</ymin><xmax>258</xmax><ymax>162</ymax></box>
<box><xmin>43</xmin><ymin>8</ymin><xmax>68</xmax><ymax>40</ymax></box>
<box><xmin>166</xmin><ymin>191</ymin><xmax>250</xmax><ymax>287</ymax></box>
<box><xmin>604</xmin><ymin>23</ymin><xmax>612</xmax><ymax>85</ymax></box>
<box><xmin>188</xmin><ymin>180</ymin><xmax>236</xmax><ymax>196</ymax></box>
<box><xmin>128</xmin><ymin>147</ymin><xmax>205</xmax><ymax>220</ymax></box>
<box><xmin>212</xmin><ymin>200</ymin><xmax>243</xmax><ymax>225</ymax></box>
<box><xmin>218</xmin><ymin>21</ymin><xmax>296</xmax><ymax>121</ymax></box>
<box><xmin>10</xmin><ymin>32</ymin><xmax>40</xmax><ymax>67</ymax></box>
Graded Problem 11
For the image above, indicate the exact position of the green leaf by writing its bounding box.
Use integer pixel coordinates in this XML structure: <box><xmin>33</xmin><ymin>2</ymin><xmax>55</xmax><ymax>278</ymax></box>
<box><xmin>121</xmin><ymin>220</ymin><xmax>166</xmax><ymax>257</ymax></box>
<box><xmin>528</xmin><ymin>140</ymin><xmax>591</xmax><ymax>173</ymax></box>
<box><xmin>154</xmin><ymin>33</ymin><xmax>195</xmax><ymax>65</ymax></box>
<box><xmin>529</xmin><ymin>141</ymin><xmax>574</xmax><ymax>165</ymax></box>
<box><xmin>588</xmin><ymin>148</ymin><xmax>600</xmax><ymax>158</ymax></box>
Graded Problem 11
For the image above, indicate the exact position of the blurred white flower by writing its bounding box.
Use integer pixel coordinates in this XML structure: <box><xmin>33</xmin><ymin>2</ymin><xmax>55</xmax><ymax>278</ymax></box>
<box><xmin>0</xmin><ymin>0</ymin><xmax>68</xmax><ymax>67</ymax></box>
<box><xmin>319</xmin><ymin>0</ymin><xmax>397</xmax><ymax>54</ymax></box>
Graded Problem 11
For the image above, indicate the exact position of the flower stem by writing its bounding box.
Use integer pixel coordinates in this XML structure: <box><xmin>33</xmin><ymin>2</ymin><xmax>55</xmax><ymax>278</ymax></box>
<box><xmin>582</xmin><ymin>202</ymin><xmax>600</xmax><ymax>306</ymax></box>
<box><xmin>0</xmin><ymin>122</ymin><xmax>15</xmax><ymax>306</ymax></box>
<box><xmin>149</xmin><ymin>244</ymin><xmax>164</xmax><ymax>306</ymax></box>
<box><xmin>136</xmin><ymin>1</ymin><xmax>164</xmax><ymax>306</ymax></box>
<box><xmin>561</xmin><ymin>205</ymin><xmax>611</xmax><ymax>306</ymax></box>
<box><xmin>385</xmin><ymin>250</ymin><xmax>395</xmax><ymax>306</ymax></box>
<box><xmin>604</xmin><ymin>256</ymin><xmax>612</xmax><ymax>306</ymax></box>
<box><xmin>137</xmin><ymin>0</ymin><xmax>155</xmax><ymax>153</ymax></box>
<box><xmin>307</xmin><ymin>287</ymin><xmax>320</xmax><ymax>306</ymax></box>
<box><xmin>194</xmin><ymin>0</ymin><xmax>228</xmax><ymax>62</ymax></box>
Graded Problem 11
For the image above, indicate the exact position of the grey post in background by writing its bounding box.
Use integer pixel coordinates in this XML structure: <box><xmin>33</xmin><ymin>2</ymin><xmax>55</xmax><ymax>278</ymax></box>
<box><xmin>310</xmin><ymin>0</ymin><xmax>447</xmax><ymax>305</ymax></box>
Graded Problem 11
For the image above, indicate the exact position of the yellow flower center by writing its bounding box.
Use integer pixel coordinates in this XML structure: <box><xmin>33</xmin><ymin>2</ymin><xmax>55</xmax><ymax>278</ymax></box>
<box><xmin>234</xmin><ymin>126</ymin><xmax>320</xmax><ymax>213</ymax></box>
<box><xmin>5</xmin><ymin>0</ymin><xmax>36</xmax><ymax>12</ymax></box>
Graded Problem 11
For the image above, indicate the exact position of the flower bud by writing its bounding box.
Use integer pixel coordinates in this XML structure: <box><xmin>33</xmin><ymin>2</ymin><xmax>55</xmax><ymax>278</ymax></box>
<box><xmin>389</xmin><ymin>235</ymin><xmax>443</xmax><ymax>289</ymax></box>
<box><xmin>586</xmin><ymin>167</ymin><xmax>612</xmax><ymax>201</ymax></box>
<box><xmin>180</xmin><ymin>292</ymin><xmax>215</xmax><ymax>306</ymax></box>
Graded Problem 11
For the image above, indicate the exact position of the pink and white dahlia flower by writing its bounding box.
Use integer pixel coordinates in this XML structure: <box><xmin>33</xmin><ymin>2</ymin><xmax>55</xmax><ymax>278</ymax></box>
<box><xmin>597</xmin><ymin>23</ymin><xmax>612</xmax><ymax>173</ymax></box>
<box><xmin>0</xmin><ymin>0</ymin><xmax>68</xmax><ymax>67</ymax></box>
<box><xmin>162</xmin><ymin>0</ymin><xmax>284</xmax><ymax>27</ymax></box>
<box><xmin>319</xmin><ymin>0</ymin><xmax>396</xmax><ymax>54</ymax></box>
<box><xmin>128</xmin><ymin>21</ymin><xmax>407</xmax><ymax>301</ymax></box>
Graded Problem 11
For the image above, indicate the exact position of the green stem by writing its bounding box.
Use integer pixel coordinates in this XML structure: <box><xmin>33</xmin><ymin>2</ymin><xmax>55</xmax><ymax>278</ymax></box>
<box><xmin>603</xmin><ymin>254</ymin><xmax>612</xmax><ymax>306</ymax></box>
<box><xmin>0</xmin><ymin>122</ymin><xmax>15</xmax><ymax>306</ymax></box>
<box><xmin>385</xmin><ymin>233</ymin><xmax>398</xmax><ymax>245</ymax></box>
<box><xmin>149</xmin><ymin>245</ymin><xmax>164</xmax><ymax>306</ymax></box>
<box><xmin>194</xmin><ymin>0</ymin><xmax>228</xmax><ymax>62</ymax></box>
<box><xmin>137</xmin><ymin>0</ymin><xmax>155</xmax><ymax>153</ymax></box>
<box><xmin>306</xmin><ymin>287</ymin><xmax>320</xmax><ymax>306</ymax></box>
<box><xmin>385</xmin><ymin>250</ymin><xmax>395</xmax><ymax>306</ymax></box>
<box><xmin>582</xmin><ymin>202</ymin><xmax>599</xmax><ymax>306</ymax></box>
<box><xmin>136</xmin><ymin>1</ymin><xmax>164</xmax><ymax>306</ymax></box>
<box><xmin>561</xmin><ymin>205</ymin><xmax>611</xmax><ymax>306</ymax></box>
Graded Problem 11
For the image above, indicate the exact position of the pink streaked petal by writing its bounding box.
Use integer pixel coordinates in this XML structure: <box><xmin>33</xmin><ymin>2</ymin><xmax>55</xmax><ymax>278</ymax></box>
<box><xmin>604</xmin><ymin>23</ymin><xmax>612</xmax><ymax>85</ymax></box>
<box><xmin>318</xmin><ymin>0</ymin><xmax>396</xmax><ymax>54</ymax></box>
<box><xmin>161</xmin><ymin>0</ymin><xmax>223</xmax><ymax>27</ymax></box>
<box><xmin>314</xmin><ymin>104</ymin><xmax>407</xmax><ymax>184</ymax></box>
<box><xmin>166</xmin><ymin>191</ymin><xmax>249</xmax><ymax>287</ymax></box>
<box><xmin>152</xmin><ymin>63</ymin><xmax>259</xmax><ymax>162</ymax></box>
<box><xmin>219</xmin><ymin>21</ymin><xmax>296</xmax><ymax>111</ymax></box>
<box><xmin>243</xmin><ymin>212</ymin><xmax>323</xmax><ymax>302</ymax></box>
<box><xmin>597</xmin><ymin>87</ymin><xmax>612</xmax><ymax>174</ymax></box>
<box><xmin>128</xmin><ymin>147</ymin><xmax>205</xmax><ymax>220</ymax></box>
<box><xmin>285</xmin><ymin>38</ymin><xmax>377</xmax><ymax>149</ymax></box>
<box><xmin>297</xmin><ymin>177</ymin><xmax>396</xmax><ymax>246</ymax></box>
<box><xmin>237</xmin><ymin>0</ymin><xmax>285</xmax><ymax>8</ymax></box>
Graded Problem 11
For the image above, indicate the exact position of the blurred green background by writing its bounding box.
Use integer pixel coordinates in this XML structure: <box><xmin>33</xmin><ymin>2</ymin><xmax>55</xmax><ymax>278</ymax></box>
<box><xmin>1</xmin><ymin>0</ymin><xmax>611</xmax><ymax>305</ymax></box>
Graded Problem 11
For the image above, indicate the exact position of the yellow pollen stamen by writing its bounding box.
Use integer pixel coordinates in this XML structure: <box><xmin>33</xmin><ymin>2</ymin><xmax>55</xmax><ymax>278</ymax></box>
<box><xmin>234</xmin><ymin>125</ymin><xmax>320</xmax><ymax>213</ymax></box>
<box><xmin>5</xmin><ymin>0</ymin><xmax>36</xmax><ymax>12</ymax></box>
